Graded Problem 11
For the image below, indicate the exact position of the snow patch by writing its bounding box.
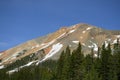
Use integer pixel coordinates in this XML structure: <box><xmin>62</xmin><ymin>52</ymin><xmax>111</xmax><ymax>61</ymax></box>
<box><xmin>41</xmin><ymin>40</ymin><xmax>56</xmax><ymax>49</ymax></box>
<box><xmin>88</xmin><ymin>45</ymin><xmax>93</xmax><ymax>48</ymax></box>
<box><xmin>94</xmin><ymin>54</ymin><xmax>98</xmax><ymax>58</ymax></box>
<box><xmin>72</xmin><ymin>41</ymin><xmax>79</xmax><ymax>44</ymax></box>
<box><xmin>57</xmin><ymin>33</ymin><xmax>66</xmax><ymax>39</ymax></box>
<box><xmin>36</xmin><ymin>43</ymin><xmax>63</xmax><ymax>65</ymax></box>
<box><xmin>86</xmin><ymin>27</ymin><xmax>92</xmax><ymax>30</ymax></box>
<box><xmin>113</xmin><ymin>39</ymin><xmax>117</xmax><ymax>44</ymax></box>
<box><xmin>0</xmin><ymin>65</ymin><xmax>4</xmax><ymax>69</ymax></box>
<box><xmin>82</xmin><ymin>31</ymin><xmax>86</xmax><ymax>33</ymax></box>
<box><xmin>88</xmin><ymin>41</ymin><xmax>98</xmax><ymax>51</ymax></box>
<box><xmin>68</xmin><ymin>29</ymin><xmax>75</xmax><ymax>34</ymax></box>
<box><xmin>2</xmin><ymin>51</ymin><xmax>23</xmax><ymax>62</ymax></box>
<box><xmin>8</xmin><ymin>60</ymin><xmax>38</xmax><ymax>74</ymax></box>
<box><xmin>116</xmin><ymin>35</ymin><xmax>120</xmax><ymax>38</ymax></box>
<box><xmin>20</xmin><ymin>61</ymin><xmax>37</xmax><ymax>68</ymax></box>
<box><xmin>105</xmin><ymin>41</ymin><xmax>108</xmax><ymax>48</ymax></box>
<box><xmin>93</xmin><ymin>43</ymin><xmax>98</xmax><ymax>51</ymax></box>
<box><xmin>82</xmin><ymin>43</ymin><xmax>86</xmax><ymax>46</ymax></box>
<box><xmin>8</xmin><ymin>68</ymin><xmax>18</xmax><ymax>74</ymax></box>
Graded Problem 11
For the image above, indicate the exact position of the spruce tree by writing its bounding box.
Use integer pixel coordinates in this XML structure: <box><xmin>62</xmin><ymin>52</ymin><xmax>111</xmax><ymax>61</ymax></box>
<box><xmin>61</xmin><ymin>46</ymin><xmax>71</xmax><ymax>80</ymax></box>
<box><xmin>83</xmin><ymin>66</ymin><xmax>101</xmax><ymax>80</ymax></box>
<box><xmin>100</xmin><ymin>43</ymin><xmax>111</xmax><ymax>80</ymax></box>
<box><xmin>113</xmin><ymin>38</ymin><xmax>120</xmax><ymax>79</ymax></box>
<box><xmin>70</xmin><ymin>43</ymin><xmax>84</xmax><ymax>80</ymax></box>
<box><xmin>56</xmin><ymin>51</ymin><xmax>65</xmax><ymax>80</ymax></box>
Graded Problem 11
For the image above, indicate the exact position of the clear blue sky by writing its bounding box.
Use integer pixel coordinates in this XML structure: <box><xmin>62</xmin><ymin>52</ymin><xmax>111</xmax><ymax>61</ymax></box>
<box><xmin>0</xmin><ymin>0</ymin><xmax>120</xmax><ymax>51</ymax></box>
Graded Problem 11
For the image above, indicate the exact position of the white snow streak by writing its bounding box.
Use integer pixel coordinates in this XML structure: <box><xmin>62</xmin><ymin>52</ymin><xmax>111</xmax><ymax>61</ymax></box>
<box><xmin>2</xmin><ymin>51</ymin><xmax>22</xmax><ymax>62</ymax></box>
<box><xmin>68</xmin><ymin>29</ymin><xmax>75</xmax><ymax>34</ymax></box>
<box><xmin>82</xmin><ymin>27</ymin><xmax>92</xmax><ymax>34</ymax></box>
<box><xmin>41</xmin><ymin>40</ymin><xmax>56</xmax><ymax>49</ymax></box>
<box><xmin>88</xmin><ymin>41</ymin><xmax>98</xmax><ymax>51</ymax></box>
<box><xmin>82</xmin><ymin>43</ymin><xmax>86</xmax><ymax>46</ymax></box>
<box><xmin>113</xmin><ymin>39</ymin><xmax>117</xmax><ymax>44</ymax></box>
<box><xmin>41</xmin><ymin>43</ymin><xmax>63</xmax><ymax>61</ymax></box>
<box><xmin>86</xmin><ymin>27</ymin><xmax>92</xmax><ymax>30</ymax></box>
<box><xmin>57</xmin><ymin>33</ymin><xmax>66</xmax><ymax>39</ymax></box>
<box><xmin>20</xmin><ymin>61</ymin><xmax>37</xmax><ymax>68</ymax></box>
<box><xmin>94</xmin><ymin>54</ymin><xmax>98</xmax><ymax>58</ymax></box>
<box><xmin>8</xmin><ymin>43</ymin><xmax>63</xmax><ymax>73</ymax></box>
<box><xmin>8</xmin><ymin>60</ymin><xmax>38</xmax><ymax>74</ymax></box>
<box><xmin>72</xmin><ymin>41</ymin><xmax>79</xmax><ymax>44</ymax></box>
<box><xmin>0</xmin><ymin>65</ymin><xmax>4</xmax><ymax>69</ymax></box>
<box><xmin>8</xmin><ymin>68</ymin><xmax>18</xmax><ymax>74</ymax></box>
<box><xmin>93</xmin><ymin>43</ymin><xmax>98</xmax><ymax>51</ymax></box>
<box><xmin>36</xmin><ymin>43</ymin><xmax>63</xmax><ymax>65</ymax></box>
<box><xmin>105</xmin><ymin>41</ymin><xmax>108</xmax><ymax>48</ymax></box>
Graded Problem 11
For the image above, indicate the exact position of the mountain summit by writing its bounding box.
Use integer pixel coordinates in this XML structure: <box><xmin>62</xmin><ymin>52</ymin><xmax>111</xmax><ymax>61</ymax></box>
<box><xmin>0</xmin><ymin>23</ymin><xmax>120</xmax><ymax>70</ymax></box>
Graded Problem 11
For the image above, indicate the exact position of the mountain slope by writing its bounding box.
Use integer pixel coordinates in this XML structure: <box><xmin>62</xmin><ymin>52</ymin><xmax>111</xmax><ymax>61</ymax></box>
<box><xmin>0</xmin><ymin>23</ymin><xmax>120</xmax><ymax>70</ymax></box>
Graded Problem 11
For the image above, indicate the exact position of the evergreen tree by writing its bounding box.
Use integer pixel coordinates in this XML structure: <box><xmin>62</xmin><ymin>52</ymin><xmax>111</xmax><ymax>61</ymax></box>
<box><xmin>100</xmin><ymin>43</ymin><xmax>111</xmax><ymax>80</ymax></box>
<box><xmin>70</xmin><ymin>43</ymin><xmax>84</xmax><ymax>80</ymax></box>
<box><xmin>97</xmin><ymin>47</ymin><xmax>101</xmax><ymax>58</ymax></box>
<box><xmin>113</xmin><ymin>38</ymin><xmax>120</xmax><ymax>79</ymax></box>
<box><xmin>61</xmin><ymin>46</ymin><xmax>71</xmax><ymax>80</ymax></box>
<box><xmin>56</xmin><ymin>51</ymin><xmax>65</xmax><ymax>80</ymax></box>
<box><xmin>83</xmin><ymin>66</ymin><xmax>101</xmax><ymax>80</ymax></box>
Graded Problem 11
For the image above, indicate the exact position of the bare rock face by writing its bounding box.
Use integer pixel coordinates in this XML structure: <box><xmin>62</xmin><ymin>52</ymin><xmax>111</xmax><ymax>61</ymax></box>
<box><xmin>0</xmin><ymin>23</ymin><xmax>120</xmax><ymax>67</ymax></box>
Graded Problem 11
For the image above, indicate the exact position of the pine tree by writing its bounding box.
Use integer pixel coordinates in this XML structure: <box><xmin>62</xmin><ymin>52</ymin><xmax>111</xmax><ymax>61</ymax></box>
<box><xmin>97</xmin><ymin>47</ymin><xmax>101</xmax><ymax>58</ymax></box>
<box><xmin>113</xmin><ymin>38</ymin><xmax>120</xmax><ymax>79</ymax></box>
<box><xmin>69</xmin><ymin>43</ymin><xmax>84</xmax><ymax>80</ymax></box>
<box><xmin>100</xmin><ymin>43</ymin><xmax>112</xmax><ymax>80</ymax></box>
<box><xmin>61</xmin><ymin>46</ymin><xmax>71</xmax><ymax>80</ymax></box>
<box><xmin>83</xmin><ymin>66</ymin><xmax>101</xmax><ymax>80</ymax></box>
<box><xmin>56</xmin><ymin>51</ymin><xmax>65</xmax><ymax>80</ymax></box>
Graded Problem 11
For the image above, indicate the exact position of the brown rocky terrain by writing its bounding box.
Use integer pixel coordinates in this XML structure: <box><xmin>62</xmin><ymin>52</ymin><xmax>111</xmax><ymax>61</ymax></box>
<box><xmin>0</xmin><ymin>23</ymin><xmax>120</xmax><ymax>69</ymax></box>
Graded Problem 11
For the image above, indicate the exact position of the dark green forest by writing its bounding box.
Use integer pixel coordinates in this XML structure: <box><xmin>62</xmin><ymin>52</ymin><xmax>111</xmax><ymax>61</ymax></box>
<box><xmin>0</xmin><ymin>39</ymin><xmax>120</xmax><ymax>80</ymax></box>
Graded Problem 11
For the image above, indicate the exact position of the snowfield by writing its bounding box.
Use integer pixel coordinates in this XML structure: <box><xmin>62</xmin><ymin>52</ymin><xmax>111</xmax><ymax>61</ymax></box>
<box><xmin>8</xmin><ymin>43</ymin><xmax>63</xmax><ymax>73</ymax></box>
<box><xmin>36</xmin><ymin>43</ymin><xmax>63</xmax><ymax>65</ymax></box>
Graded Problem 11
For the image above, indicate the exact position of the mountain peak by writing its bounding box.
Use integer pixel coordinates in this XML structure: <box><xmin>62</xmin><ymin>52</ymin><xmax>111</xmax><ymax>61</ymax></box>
<box><xmin>0</xmin><ymin>23</ymin><xmax>120</xmax><ymax>70</ymax></box>
<box><xmin>58</xmin><ymin>27</ymin><xmax>68</xmax><ymax>32</ymax></box>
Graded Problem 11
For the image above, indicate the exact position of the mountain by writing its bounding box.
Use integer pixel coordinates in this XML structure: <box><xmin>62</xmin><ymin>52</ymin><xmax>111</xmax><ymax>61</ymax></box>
<box><xmin>0</xmin><ymin>23</ymin><xmax>120</xmax><ymax>72</ymax></box>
